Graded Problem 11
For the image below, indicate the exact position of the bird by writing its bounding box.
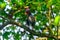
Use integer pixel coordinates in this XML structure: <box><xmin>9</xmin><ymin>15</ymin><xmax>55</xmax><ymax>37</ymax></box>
<box><xmin>25</xmin><ymin>6</ymin><xmax>36</xmax><ymax>27</ymax></box>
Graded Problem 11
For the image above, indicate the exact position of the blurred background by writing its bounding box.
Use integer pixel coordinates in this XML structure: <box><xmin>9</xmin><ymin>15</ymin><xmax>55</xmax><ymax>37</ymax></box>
<box><xmin>0</xmin><ymin>0</ymin><xmax>60</xmax><ymax>40</ymax></box>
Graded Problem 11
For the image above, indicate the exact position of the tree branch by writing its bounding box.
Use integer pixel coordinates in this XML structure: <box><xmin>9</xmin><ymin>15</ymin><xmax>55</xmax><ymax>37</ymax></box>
<box><xmin>0</xmin><ymin>16</ymin><xmax>10</xmax><ymax>30</ymax></box>
<box><xmin>0</xmin><ymin>21</ymin><xmax>10</xmax><ymax>30</ymax></box>
<box><xmin>0</xmin><ymin>16</ymin><xmax>57</xmax><ymax>40</ymax></box>
<box><xmin>10</xmin><ymin>20</ymin><xmax>57</xmax><ymax>40</ymax></box>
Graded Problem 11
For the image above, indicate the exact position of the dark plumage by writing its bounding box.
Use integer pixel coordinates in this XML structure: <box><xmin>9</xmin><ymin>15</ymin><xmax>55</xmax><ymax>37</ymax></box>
<box><xmin>25</xmin><ymin>6</ymin><xmax>35</xmax><ymax>27</ymax></box>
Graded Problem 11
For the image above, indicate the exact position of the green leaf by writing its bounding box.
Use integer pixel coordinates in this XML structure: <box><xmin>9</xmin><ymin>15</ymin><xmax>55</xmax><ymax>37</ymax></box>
<box><xmin>0</xmin><ymin>2</ymin><xmax>6</xmax><ymax>9</ymax></box>
<box><xmin>3</xmin><ymin>32</ymin><xmax>10</xmax><ymax>39</ymax></box>
<box><xmin>54</xmin><ymin>16</ymin><xmax>60</xmax><ymax>25</ymax></box>
<box><xmin>47</xmin><ymin>0</ymin><xmax>53</xmax><ymax>8</ymax></box>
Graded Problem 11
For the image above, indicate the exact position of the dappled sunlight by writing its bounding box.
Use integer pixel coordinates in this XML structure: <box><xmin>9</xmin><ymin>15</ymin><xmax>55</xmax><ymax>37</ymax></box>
<box><xmin>0</xmin><ymin>0</ymin><xmax>60</xmax><ymax>40</ymax></box>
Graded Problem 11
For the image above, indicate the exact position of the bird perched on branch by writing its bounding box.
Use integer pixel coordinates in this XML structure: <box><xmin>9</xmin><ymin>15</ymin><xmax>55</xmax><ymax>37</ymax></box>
<box><xmin>24</xmin><ymin>6</ymin><xmax>36</xmax><ymax>27</ymax></box>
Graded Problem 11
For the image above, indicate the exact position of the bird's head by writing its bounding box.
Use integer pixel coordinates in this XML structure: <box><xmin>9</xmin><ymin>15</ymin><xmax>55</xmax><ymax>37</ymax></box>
<box><xmin>24</xmin><ymin>6</ymin><xmax>31</xmax><ymax>16</ymax></box>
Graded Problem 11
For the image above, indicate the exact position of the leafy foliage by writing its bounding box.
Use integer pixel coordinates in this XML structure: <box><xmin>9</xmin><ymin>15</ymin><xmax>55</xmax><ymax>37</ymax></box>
<box><xmin>0</xmin><ymin>0</ymin><xmax>60</xmax><ymax>40</ymax></box>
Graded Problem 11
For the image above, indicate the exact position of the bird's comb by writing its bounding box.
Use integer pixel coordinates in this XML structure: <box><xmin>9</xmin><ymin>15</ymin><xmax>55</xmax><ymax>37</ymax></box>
<box><xmin>24</xmin><ymin>6</ymin><xmax>29</xmax><ymax>9</ymax></box>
